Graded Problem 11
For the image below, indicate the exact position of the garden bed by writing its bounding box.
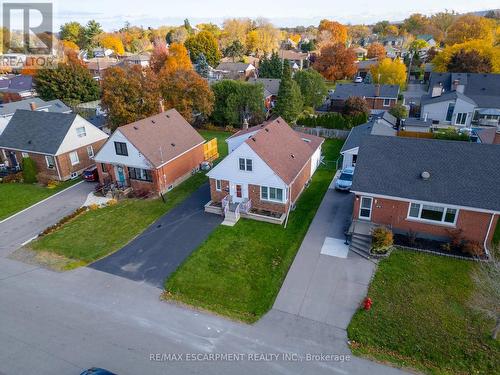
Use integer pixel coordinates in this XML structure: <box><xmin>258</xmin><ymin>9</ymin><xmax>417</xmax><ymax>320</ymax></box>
<box><xmin>249</xmin><ymin>208</ymin><xmax>283</xmax><ymax>219</ymax></box>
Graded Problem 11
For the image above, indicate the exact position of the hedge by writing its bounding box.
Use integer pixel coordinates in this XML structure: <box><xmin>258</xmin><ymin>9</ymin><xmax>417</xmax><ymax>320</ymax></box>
<box><xmin>297</xmin><ymin>112</ymin><xmax>368</xmax><ymax>130</ymax></box>
<box><xmin>22</xmin><ymin>157</ymin><xmax>38</xmax><ymax>184</ymax></box>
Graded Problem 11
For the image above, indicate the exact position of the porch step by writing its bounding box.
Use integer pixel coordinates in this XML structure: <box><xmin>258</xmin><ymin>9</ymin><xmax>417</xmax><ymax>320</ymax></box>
<box><xmin>349</xmin><ymin>233</ymin><xmax>372</xmax><ymax>256</ymax></box>
<box><xmin>221</xmin><ymin>210</ymin><xmax>240</xmax><ymax>227</ymax></box>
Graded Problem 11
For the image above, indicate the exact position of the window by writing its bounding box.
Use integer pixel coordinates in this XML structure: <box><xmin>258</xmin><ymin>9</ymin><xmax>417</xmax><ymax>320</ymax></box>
<box><xmin>407</xmin><ymin>203</ymin><xmax>458</xmax><ymax>224</ymax></box>
<box><xmin>238</xmin><ymin>158</ymin><xmax>252</xmax><ymax>171</ymax></box>
<box><xmin>215</xmin><ymin>179</ymin><xmax>222</xmax><ymax>191</ymax></box>
<box><xmin>87</xmin><ymin>145</ymin><xmax>94</xmax><ymax>158</ymax></box>
<box><xmin>359</xmin><ymin>197</ymin><xmax>373</xmax><ymax>219</ymax></box>
<box><xmin>45</xmin><ymin>155</ymin><xmax>55</xmax><ymax>169</ymax></box>
<box><xmin>76</xmin><ymin>126</ymin><xmax>86</xmax><ymax>137</ymax></box>
<box><xmin>455</xmin><ymin>113</ymin><xmax>467</xmax><ymax>125</ymax></box>
<box><xmin>260</xmin><ymin>186</ymin><xmax>284</xmax><ymax>203</ymax></box>
<box><xmin>128</xmin><ymin>167</ymin><xmax>152</xmax><ymax>182</ymax></box>
<box><xmin>21</xmin><ymin>152</ymin><xmax>29</xmax><ymax>158</ymax></box>
<box><xmin>101</xmin><ymin>163</ymin><xmax>107</xmax><ymax>173</ymax></box>
<box><xmin>114</xmin><ymin>142</ymin><xmax>128</xmax><ymax>156</ymax></box>
<box><xmin>352</xmin><ymin>154</ymin><xmax>358</xmax><ymax>166</ymax></box>
<box><xmin>383</xmin><ymin>99</ymin><xmax>391</xmax><ymax>107</ymax></box>
<box><xmin>69</xmin><ymin>151</ymin><xmax>79</xmax><ymax>166</ymax></box>
<box><xmin>446</xmin><ymin>103</ymin><xmax>455</xmax><ymax>122</ymax></box>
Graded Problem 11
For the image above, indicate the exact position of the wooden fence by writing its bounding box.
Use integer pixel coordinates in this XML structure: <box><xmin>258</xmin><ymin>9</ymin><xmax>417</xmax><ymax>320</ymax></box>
<box><xmin>203</xmin><ymin>138</ymin><xmax>219</xmax><ymax>162</ymax></box>
<box><xmin>294</xmin><ymin>126</ymin><xmax>350</xmax><ymax>140</ymax></box>
<box><xmin>397</xmin><ymin>130</ymin><xmax>434</xmax><ymax>139</ymax></box>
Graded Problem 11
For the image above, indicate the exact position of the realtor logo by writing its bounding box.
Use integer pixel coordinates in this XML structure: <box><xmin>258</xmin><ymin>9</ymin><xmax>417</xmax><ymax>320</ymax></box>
<box><xmin>2</xmin><ymin>2</ymin><xmax>53</xmax><ymax>54</ymax></box>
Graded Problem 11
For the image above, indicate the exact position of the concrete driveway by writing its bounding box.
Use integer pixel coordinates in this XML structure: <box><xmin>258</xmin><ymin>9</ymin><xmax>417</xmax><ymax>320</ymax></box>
<box><xmin>89</xmin><ymin>183</ymin><xmax>223</xmax><ymax>288</ymax></box>
<box><xmin>274</xmin><ymin>182</ymin><xmax>377</xmax><ymax>329</ymax></box>
<box><xmin>0</xmin><ymin>181</ymin><xmax>95</xmax><ymax>257</ymax></box>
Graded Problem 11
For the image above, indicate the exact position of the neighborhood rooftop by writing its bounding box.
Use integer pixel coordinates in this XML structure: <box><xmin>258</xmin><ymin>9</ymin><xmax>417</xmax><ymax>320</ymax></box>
<box><xmin>351</xmin><ymin>136</ymin><xmax>500</xmax><ymax>212</ymax></box>
<box><xmin>248</xmin><ymin>77</ymin><xmax>280</xmax><ymax>97</ymax></box>
<box><xmin>0</xmin><ymin>110</ymin><xmax>78</xmax><ymax>154</ymax></box>
<box><xmin>332</xmin><ymin>83</ymin><xmax>400</xmax><ymax>100</ymax></box>
<box><xmin>0</xmin><ymin>98</ymin><xmax>71</xmax><ymax>117</ymax></box>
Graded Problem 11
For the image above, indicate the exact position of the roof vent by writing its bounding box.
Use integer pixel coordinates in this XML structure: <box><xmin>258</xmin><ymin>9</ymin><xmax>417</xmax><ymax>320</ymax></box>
<box><xmin>251</xmin><ymin>137</ymin><xmax>256</xmax><ymax>142</ymax></box>
<box><xmin>166</xmin><ymin>114</ymin><xmax>170</xmax><ymax>118</ymax></box>
<box><xmin>171</xmin><ymin>143</ymin><xmax>175</xmax><ymax>147</ymax></box>
<box><xmin>151</xmin><ymin>120</ymin><xmax>156</xmax><ymax>124</ymax></box>
<box><xmin>291</xmin><ymin>154</ymin><xmax>295</xmax><ymax>159</ymax></box>
<box><xmin>421</xmin><ymin>171</ymin><xmax>431</xmax><ymax>180</ymax></box>
<box><xmin>264</xmin><ymin>128</ymin><xmax>269</xmax><ymax>132</ymax></box>
<box><xmin>133</xmin><ymin>126</ymin><xmax>138</xmax><ymax>130</ymax></box>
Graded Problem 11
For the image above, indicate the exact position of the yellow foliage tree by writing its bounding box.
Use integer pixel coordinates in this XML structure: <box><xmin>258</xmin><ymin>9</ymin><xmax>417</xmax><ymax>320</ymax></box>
<box><xmin>445</xmin><ymin>15</ymin><xmax>495</xmax><ymax>46</ymax></box>
<box><xmin>99</xmin><ymin>34</ymin><xmax>125</xmax><ymax>55</ymax></box>
<box><xmin>289</xmin><ymin>33</ymin><xmax>301</xmax><ymax>45</ymax></box>
<box><xmin>432</xmin><ymin>40</ymin><xmax>500</xmax><ymax>73</ymax></box>
<box><xmin>162</xmin><ymin>43</ymin><xmax>193</xmax><ymax>73</ymax></box>
<box><xmin>370</xmin><ymin>58</ymin><xmax>407</xmax><ymax>89</ymax></box>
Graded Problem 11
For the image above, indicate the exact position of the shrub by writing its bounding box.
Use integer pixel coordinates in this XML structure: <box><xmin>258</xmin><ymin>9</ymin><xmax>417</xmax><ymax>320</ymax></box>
<box><xmin>372</xmin><ymin>227</ymin><xmax>394</xmax><ymax>254</ymax></box>
<box><xmin>433</xmin><ymin>127</ymin><xmax>470</xmax><ymax>142</ymax></box>
<box><xmin>47</xmin><ymin>180</ymin><xmax>59</xmax><ymax>189</ymax></box>
<box><xmin>2</xmin><ymin>172</ymin><xmax>23</xmax><ymax>183</ymax></box>
<box><xmin>297</xmin><ymin>112</ymin><xmax>367</xmax><ymax>130</ymax></box>
<box><xmin>107</xmin><ymin>199</ymin><xmax>118</xmax><ymax>206</ymax></box>
<box><xmin>463</xmin><ymin>241</ymin><xmax>484</xmax><ymax>257</ymax></box>
<box><xmin>447</xmin><ymin>228</ymin><xmax>466</xmax><ymax>251</ymax></box>
<box><xmin>21</xmin><ymin>157</ymin><xmax>38</xmax><ymax>183</ymax></box>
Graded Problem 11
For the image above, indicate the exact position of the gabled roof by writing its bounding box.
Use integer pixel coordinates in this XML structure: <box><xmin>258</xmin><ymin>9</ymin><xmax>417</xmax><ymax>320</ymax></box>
<box><xmin>215</xmin><ymin>62</ymin><xmax>254</xmax><ymax>72</ymax></box>
<box><xmin>332</xmin><ymin>83</ymin><xmax>399</xmax><ymax>100</ymax></box>
<box><xmin>0</xmin><ymin>98</ymin><xmax>71</xmax><ymax>117</ymax></box>
<box><xmin>277</xmin><ymin>50</ymin><xmax>308</xmax><ymax>61</ymax></box>
<box><xmin>341</xmin><ymin>118</ymin><xmax>396</xmax><ymax>152</ymax></box>
<box><xmin>0</xmin><ymin>75</ymin><xmax>34</xmax><ymax>93</ymax></box>
<box><xmin>116</xmin><ymin>109</ymin><xmax>205</xmax><ymax>168</ymax></box>
<box><xmin>421</xmin><ymin>90</ymin><xmax>476</xmax><ymax>106</ymax></box>
<box><xmin>248</xmin><ymin>78</ymin><xmax>281</xmax><ymax>97</ymax></box>
<box><xmin>243</xmin><ymin>117</ymin><xmax>323</xmax><ymax>184</ymax></box>
<box><xmin>0</xmin><ymin>110</ymin><xmax>77</xmax><ymax>154</ymax></box>
<box><xmin>351</xmin><ymin>136</ymin><xmax>500</xmax><ymax>212</ymax></box>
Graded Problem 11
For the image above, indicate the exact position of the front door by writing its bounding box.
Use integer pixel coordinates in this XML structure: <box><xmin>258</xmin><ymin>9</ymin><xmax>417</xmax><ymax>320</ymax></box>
<box><xmin>8</xmin><ymin>151</ymin><xmax>18</xmax><ymax>169</ymax></box>
<box><xmin>359</xmin><ymin>196</ymin><xmax>373</xmax><ymax>220</ymax></box>
<box><xmin>116</xmin><ymin>165</ymin><xmax>126</xmax><ymax>187</ymax></box>
<box><xmin>230</xmin><ymin>183</ymin><xmax>247</xmax><ymax>203</ymax></box>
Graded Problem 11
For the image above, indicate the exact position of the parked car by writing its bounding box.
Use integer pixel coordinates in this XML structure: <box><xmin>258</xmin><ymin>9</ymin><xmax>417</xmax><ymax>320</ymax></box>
<box><xmin>80</xmin><ymin>368</ymin><xmax>116</xmax><ymax>375</ymax></box>
<box><xmin>335</xmin><ymin>167</ymin><xmax>355</xmax><ymax>191</ymax></box>
<box><xmin>82</xmin><ymin>165</ymin><xmax>98</xmax><ymax>182</ymax></box>
<box><xmin>354</xmin><ymin>76</ymin><xmax>363</xmax><ymax>83</ymax></box>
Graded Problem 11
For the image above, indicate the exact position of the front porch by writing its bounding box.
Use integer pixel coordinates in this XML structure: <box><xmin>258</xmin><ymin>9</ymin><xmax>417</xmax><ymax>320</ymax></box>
<box><xmin>205</xmin><ymin>195</ymin><xmax>286</xmax><ymax>225</ymax></box>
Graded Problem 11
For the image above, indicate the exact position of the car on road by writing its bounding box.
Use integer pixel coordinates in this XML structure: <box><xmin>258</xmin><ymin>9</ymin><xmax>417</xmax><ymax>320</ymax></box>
<box><xmin>82</xmin><ymin>165</ymin><xmax>99</xmax><ymax>182</ymax></box>
<box><xmin>354</xmin><ymin>76</ymin><xmax>363</xmax><ymax>83</ymax></box>
<box><xmin>80</xmin><ymin>368</ymin><xmax>116</xmax><ymax>375</ymax></box>
<box><xmin>335</xmin><ymin>167</ymin><xmax>355</xmax><ymax>191</ymax></box>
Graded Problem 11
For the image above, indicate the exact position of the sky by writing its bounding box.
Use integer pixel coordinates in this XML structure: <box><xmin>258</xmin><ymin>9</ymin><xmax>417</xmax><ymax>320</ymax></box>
<box><xmin>30</xmin><ymin>0</ymin><xmax>500</xmax><ymax>30</ymax></box>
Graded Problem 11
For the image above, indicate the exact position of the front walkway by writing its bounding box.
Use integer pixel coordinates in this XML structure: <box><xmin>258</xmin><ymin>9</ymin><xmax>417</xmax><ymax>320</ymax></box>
<box><xmin>0</xmin><ymin>181</ymin><xmax>96</xmax><ymax>257</ymax></box>
<box><xmin>273</xmin><ymin>183</ymin><xmax>376</xmax><ymax>329</ymax></box>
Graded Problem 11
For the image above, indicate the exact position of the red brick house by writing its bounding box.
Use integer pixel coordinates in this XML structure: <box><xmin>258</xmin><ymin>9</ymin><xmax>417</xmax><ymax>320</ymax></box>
<box><xmin>94</xmin><ymin>109</ymin><xmax>205</xmax><ymax>195</ymax></box>
<box><xmin>330</xmin><ymin>83</ymin><xmax>399</xmax><ymax>113</ymax></box>
<box><xmin>350</xmin><ymin>136</ymin><xmax>500</xmax><ymax>255</ymax></box>
<box><xmin>206</xmin><ymin>117</ymin><xmax>324</xmax><ymax>225</ymax></box>
<box><xmin>0</xmin><ymin>110</ymin><xmax>108</xmax><ymax>182</ymax></box>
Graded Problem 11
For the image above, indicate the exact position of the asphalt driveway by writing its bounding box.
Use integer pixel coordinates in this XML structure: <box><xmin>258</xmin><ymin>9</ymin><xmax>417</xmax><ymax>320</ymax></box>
<box><xmin>89</xmin><ymin>183</ymin><xmax>223</xmax><ymax>288</ymax></box>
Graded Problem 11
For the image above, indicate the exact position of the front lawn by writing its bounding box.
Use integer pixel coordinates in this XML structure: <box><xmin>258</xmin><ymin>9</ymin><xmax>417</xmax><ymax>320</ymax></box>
<box><xmin>30</xmin><ymin>130</ymin><xmax>231</xmax><ymax>268</ymax></box>
<box><xmin>347</xmin><ymin>250</ymin><xmax>500</xmax><ymax>375</ymax></box>
<box><xmin>164</xmin><ymin>139</ymin><xmax>344</xmax><ymax>323</ymax></box>
<box><xmin>0</xmin><ymin>179</ymin><xmax>80</xmax><ymax>221</ymax></box>
<box><xmin>493</xmin><ymin>219</ymin><xmax>500</xmax><ymax>247</ymax></box>
<box><xmin>198</xmin><ymin>129</ymin><xmax>230</xmax><ymax>159</ymax></box>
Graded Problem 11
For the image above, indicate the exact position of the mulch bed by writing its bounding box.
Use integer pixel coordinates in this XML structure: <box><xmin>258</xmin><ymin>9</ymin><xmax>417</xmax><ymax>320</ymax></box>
<box><xmin>250</xmin><ymin>208</ymin><xmax>283</xmax><ymax>219</ymax></box>
<box><xmin>393</xmin><ymin>234</ymin><xmax>475</xmax><ymax>259</ymax></box>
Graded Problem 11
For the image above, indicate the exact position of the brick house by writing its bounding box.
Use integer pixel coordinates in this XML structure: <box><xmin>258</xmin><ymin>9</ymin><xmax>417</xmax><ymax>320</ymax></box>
<box><xmin>350</xmin><ymin>136</ymin><xmax>500</xmax><ymax>255</ymax></box>
<box><xmin>94</xmin><ymin>109</ymin><xmax>205</xmax><ymax>195</ymax></box>
<box><xmin>330</xmin><ymin>83</ymin><xmax>399</xmax><ymax>113</ymax></box>
<box><xmin>206</xmin><ymin>117</ymin><xmax>324</xmax><ymax>225</ymax></box>
<box><xmin>0</xmin><ymin>110</ymin><xmax>108</xmax><ymax>182</ymax></box>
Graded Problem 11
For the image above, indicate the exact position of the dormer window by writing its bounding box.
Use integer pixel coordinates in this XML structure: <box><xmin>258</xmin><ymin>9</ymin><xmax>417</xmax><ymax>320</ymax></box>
<box><xmin>239</xmin><ymin>158</ymin><xmax>252</xmax><ymax>171</ymax></box>
<box><xmin>114</xmin><ymin>141</ymin><xmax>128</xmax><ymax>156</ymax></box>
<box><xmin>76</xmin><ymin>126</ymin><xmax>86</xmax><ymax>137</ymax></box>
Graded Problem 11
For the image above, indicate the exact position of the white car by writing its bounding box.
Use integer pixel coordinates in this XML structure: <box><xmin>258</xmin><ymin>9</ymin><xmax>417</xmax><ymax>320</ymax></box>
<box><xmin>354</xmin><ymin>76</ymin><xmax>363</xmax><ymax>83</ymax></box>
<box><xmin>335</xmin><ymin>167</ymin><xmax>355</xmax><ymax>191</ymax></box>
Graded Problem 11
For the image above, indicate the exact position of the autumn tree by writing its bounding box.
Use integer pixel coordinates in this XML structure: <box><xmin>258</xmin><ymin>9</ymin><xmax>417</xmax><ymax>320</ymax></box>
<box><xmin>211</xmin><ymin>80</ymin><xmax>265</xmax><ymax>126</ymax></box>
<box><xmin>166</xmin><ymin>27</ymin><xmax>188</xmax><ymax>44</ymax></box>
<box><xmin>196</xmin><ymin>23</ymin><xmax>221</xmax><ymax>38</ymax></box>
<box><xmin>274</xmin><ymin>61</ymin><xmax>303</xmax><ymax>123</ymax></box>
<box><xmin>317</xmin><ymin>19</ymin><xmax>348</xmax><ymax>48</ymax></box>
<box><xmin>101</xmin><ymin>66</ymin><xmax>158</xmax><ymax>130</ymax></box>
<box><xmin>343</xmin><ymin>97</ymin><xmax>369</xmax><ymax>117</ymax></box>
<box><xmin>60</xmin><ymin>22</ymin><xmax>84</xmax><ymax>45</ymax></box>
<box><xmin>313</xmin><ymin>43</ymin><xmax>357</xmax><ymax>81</ymax></box>
<box><xmin>258</xmin><ymin>51</ymin><xmax>283</xmax><ymax>79</ymax></box>
<box><xmin>150</xmin><ymin>41</ymin><xmax>169</xmax><ymax>73</ymax></box>
<box><xmin>162</xmin><ymin>43</ymin><xmax>193</xmax><ymax>73</ymax></box>
<box><xmin>402</xmin><ymin>13</ymin><xmax>429</xmax><ymax>35</ymax></box>
<box><xmin>348</xmin><ymin>25</ymin><xmax>371</xmax><ymax>42</ymax></box>
<box><xmin>35</xmin><ymin>60</ymin><xmax>100</xmax><ymax>106</ymax></box>
<box><xmin>184</xmin><ymin>30</ymin><xmax>222</xmax><ymax>67</ymax></box>
<box><xmin>370</xmin><ymin>58</ymin><xmax>407</xmax><ymax>88</ymax></box>
<box><xmin>158</xmin><ymin>69</ymin><xmax>214</xmax><ymax>123</ymax></box>
<box><xmin>220</xmin><ymin>18</ymin><xmax>253</xmax><ymax>50</ymax></box>
<box><xmin>248</xmin><ymin>20</ymin><xmax>281</xmax><ymax>55</ymax></box>
<box><xmin>447</xmin><ymin>50</ymin><xmax>493</xmax><ymax>73</ymax></box>
<box><xmin>293</xmin><ymin>69</ymin><xmax>328</xmax><ymax>109</ymax></box>
<box><xmin>99</xmin><ymin>34</ymin><xmax>125</xmax><ymax>55</ymax></box>
<box><xmin>373</xmin><ymin>21</ymin><xmax>391</xmax><ymax>36</ymax></box>
<box><xmin>433</xmin><ymin>40</ymin><xmax>500</xmax><ymax>73</ymax></box>
<box><xmin>367</xmin><ymin>43</ymin><xmax>386</xmax><ymax>60</ymax></box>
<box><xmin>445</xmin><ymin>15</ymin><xmax>495</xmax><ymax>45</ymax></box>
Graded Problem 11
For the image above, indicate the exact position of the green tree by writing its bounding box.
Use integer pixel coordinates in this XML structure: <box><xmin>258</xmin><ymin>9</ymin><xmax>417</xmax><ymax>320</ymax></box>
<box><xmin>195</xmin><ymin>53</ymin><xmax>210</xmax><ymax>78</ymax></box>
<box><xmin>223</xmin><ymin>40</ymin><xmax>245</xmax><ymax>62</ymax></box>
<box><xmin>81</xmin><ymin>20</ymin><xmax>103</xmax><ymax>50</ymax></box>
<box><xmin>389</xmin><ymin>103</ymin><xmax>408</xmax><ymax>120</ymax></box>
<box><xmin>258</xmin><ymin>51</ymin><xmax>283</xmax><ymax>78</ymax></box>
<box><xmin>184</xmin><ymin>31</ymin><xmax>221</xmax><ymax>67</ymax></box>
<box><xmin>293</xmin><ymin>69</ymin><xmax>327</xmax><ymax>108</ymax></box>
<box><xmin>211</xmin><ymin>80</ymin><xmax>265</xmax><ymax>126</ymax></box>
<box><xmin>60</xmin><ymin>22</ymin><xmax>84</xmax><ymax>45</ymax></box>
<box><xmin>35</xmin><ymin>61</ymin><xmax>100</xmax><ymax>106</ymax></box>
<box><xmin>184</xmin><ymin>19</ymin><xmax>193</xmax><ymax>35</ymax></box>
<box><xmin>300</xmin><ymin>40</ymin><xmax>315</xmax><ymax>52</ymax></box>
<box><xmin>274</xmin><ymin>61</ymin><xmax>303</xmax><ymax>123</ymax></box>
<box><xmin>364</xmin><ymin>72</ymin><xmax>373</xmax><ymax>84</ymax></box>
<box><xmin>21</xmin><ymin>157</ymin><xmax>37</xmax><ymax>183</ymax></box>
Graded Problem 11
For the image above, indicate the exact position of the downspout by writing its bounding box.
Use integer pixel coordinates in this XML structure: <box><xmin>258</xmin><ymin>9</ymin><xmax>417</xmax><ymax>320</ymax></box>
<box><xmin>54</xmin><ymin>155</ymin><xmax>62</xmax><ymax>181</ymax></box>
<box><xmin>483</xmin><ymin>214</ymin><xmax>496</xmax><ymax>259</ymax></box>
<box><xmin>284</xmin><ymin>184</ymin><xmax>292</xmax><ymax>228</ymax></box>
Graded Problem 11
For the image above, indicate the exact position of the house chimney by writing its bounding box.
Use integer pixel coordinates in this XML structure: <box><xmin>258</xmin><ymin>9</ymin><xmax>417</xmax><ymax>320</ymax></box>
<box><xmin>158</xmin><ymin>99</ymin><xmax>165</xmax><ymax>113</ymax></box>
<box><xmin>452</xmin><ymin>79</ymin><xmax>459</xmax><ymax>91</ymax></box>
<box><xmin>29</xmin><ymin>102</ymin><xmax>37</xmax><ymax>111</ymax></box>
<box><xmin>242</xmin><ymin>118</ymin><xmax>249</xmax><ymax>130</ymax></box>
<box><xmin>431</xmin><ymin>84</ymin><xmax>443</xmax><ymax>98</ymax></box>
<box><xmin>375</xmin><ymin>84</ymin><xmax>381</xmax><ymax>97</ymax></box>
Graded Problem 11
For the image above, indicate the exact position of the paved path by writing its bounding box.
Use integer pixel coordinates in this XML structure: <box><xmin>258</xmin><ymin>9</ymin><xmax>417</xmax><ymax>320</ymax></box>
<box><xmin>403</xmin><ymin>83</ymin><xmax>427</xmax><ymax>105</ymax></box>
<box><xmin>0</xmin><ymin>256</ymin><xmax>407</xmax><ymax>375</ymax></box>
<box><xmin>89</xmin><ymin>183</ymin><xmax>223</xmax><ymax>287</ymax></box>
<box><xmin>0</xmin><ymin>181</ymin><xmax>96</xmax><ymax>257</ymax></box>
<box><xmin>274</xmin><ymin>184</ymin><xmax>376</xmax><ymax>330</ymax></box>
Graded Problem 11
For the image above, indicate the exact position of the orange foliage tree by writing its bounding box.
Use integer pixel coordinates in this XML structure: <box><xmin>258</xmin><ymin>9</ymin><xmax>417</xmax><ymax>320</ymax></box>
<box><xmin>162</xmin><ymin>43</ymin><xmax>192</xmax><ymax>73</ymax></box>
<box><xmin>99</xmin><ymin>34</ymin><xmax>125</xmax><ymax>55</ymax></box>
<box><xmin>317</xmin><ymin>20</ymin><xmax>348</xmax><ymax>48</ymax></box>
<box><xmin>445</xmin><ymin>15</ymin><xmax>495</xmax><ymax>45</ymax></box>
<box><xmin>367</xmin><ymin>42</ymin><xmax>386</xmax><ymax>60</ymax></box>
<box><xmin>313</xmin><ymin>43</ymin><xmax>357</xmax><ymax>81</ymax></box>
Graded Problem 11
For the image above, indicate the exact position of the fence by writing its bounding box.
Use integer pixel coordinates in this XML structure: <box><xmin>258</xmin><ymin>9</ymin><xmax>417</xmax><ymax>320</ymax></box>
<box><xmin>203</xmin><ymin>138</ymin><xmax>219</xmax><ymax>162</ymax></box>
<box><xmin>294</xmin><ymin>126</ymin><xmax>350</xmax><ymax>140</ymax></box>
<box><xmin>397</xmin><ymin>130</ymin><xmax>434</xmax><ymax>139</ymax></box>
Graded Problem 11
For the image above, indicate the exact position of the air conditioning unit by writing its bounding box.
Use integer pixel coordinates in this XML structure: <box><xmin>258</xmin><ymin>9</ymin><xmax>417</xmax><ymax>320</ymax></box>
<box><xmin>70</xmin><ymin>171</ymin><xmax>79</xmax><ymax>179</ymax></box>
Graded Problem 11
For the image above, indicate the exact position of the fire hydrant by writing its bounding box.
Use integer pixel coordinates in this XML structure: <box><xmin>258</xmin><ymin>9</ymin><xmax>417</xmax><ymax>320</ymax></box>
<box><xmin>363</xmin><ymin>297</ymin><xmax>372</xmax><ymax>311</ymax></box>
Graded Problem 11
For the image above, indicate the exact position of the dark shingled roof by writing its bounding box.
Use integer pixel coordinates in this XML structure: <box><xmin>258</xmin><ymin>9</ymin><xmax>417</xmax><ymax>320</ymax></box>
<box><xmin>0</xmin><ymin>110</ymin><xmax>77</xmax><ymax>154</ymax></box>
<box><xmin>421</xmin><ymin>90</ymin><xmax>476</xmax><ymax>106</ymax></box>
<box><xmin>341</xmin><ymin>122</ymin><xmax>374</xmax><ymax>153</ymax></box>
<box><xmin>332</xmin><ymin>83</ymin><xmax>399</xmax><ymax>100</ymax></box>
<box><xmin>351</xmin><ymin>136</ymin><xmax>500</xmax><ymax>212</ymax></box>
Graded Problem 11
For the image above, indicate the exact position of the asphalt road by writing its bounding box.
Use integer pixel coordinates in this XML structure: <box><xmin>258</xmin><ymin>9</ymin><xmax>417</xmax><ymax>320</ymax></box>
<box><xmin>0</xmin><ymin>181</ymin><xmax>95</xmax><ymax>257</ymax></box>
<box><xmin>89</xmin><ymin>183</ymin><xmax>223</xmax><ymax>287</ymax></box>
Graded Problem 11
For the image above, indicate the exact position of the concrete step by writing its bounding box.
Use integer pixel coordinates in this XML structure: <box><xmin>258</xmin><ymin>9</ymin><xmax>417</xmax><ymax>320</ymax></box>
<box><xmin>351</xmin><ymin>235</ymin><xmax>371</xmax><ymax>247</ymax></box>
